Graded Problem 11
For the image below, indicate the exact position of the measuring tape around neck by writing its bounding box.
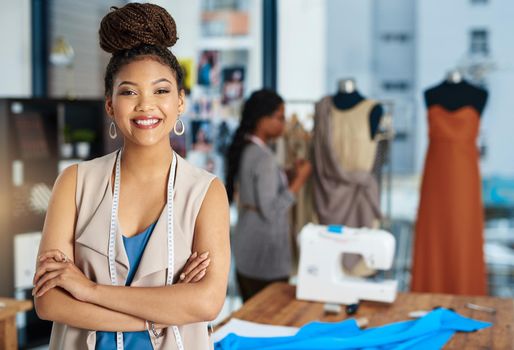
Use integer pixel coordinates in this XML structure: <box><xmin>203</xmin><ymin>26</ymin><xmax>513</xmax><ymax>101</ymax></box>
<box><xmin>108</xmin><ymin>149</ymin><xmax>184</xmax><ymax>350</ymax></box>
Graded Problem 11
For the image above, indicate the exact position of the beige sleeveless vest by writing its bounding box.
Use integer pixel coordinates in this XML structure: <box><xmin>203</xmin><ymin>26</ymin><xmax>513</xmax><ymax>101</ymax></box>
<box><xmin>49</xmin><ymin>150</ymin><xmax>216</xmax><ymax>350</ymax></box>
<box><xmin>330</xmin><ymin>99</ymin><xmax>378</xmax><ymax>172</ymax></box>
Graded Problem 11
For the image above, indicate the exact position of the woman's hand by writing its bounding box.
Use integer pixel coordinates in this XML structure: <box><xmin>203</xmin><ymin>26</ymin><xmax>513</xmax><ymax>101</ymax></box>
<box><xmin>289</xmin><ymin>159</ymin><xmax>312</xmax><ymax>193</ymax></box>
<box><xmin>178</xmin><ymin>251</ymin><xmax>210</xmax><ymax>283</ymax></box>
<box><xmin>294</xmin><ymin>159</ymin><xmax>312</xmax><ymax>181</ymax></box>
<box><xmin>32</xmin><ymin>249</ymin><xmax>209</xmax><ymax>303</ymax></box>
<box><xmin>148</xmin><ymin>251</ymin><xmax>210</xmax><ymax>330</ymax></box>
<box><xmin>36</xmin><ymin>249</ymin><xmax>69</xmax><ymax>264</ymax></box>
<box><xmin>33</xmin><ymin>250</ymin><xmax>96</xmax><ymax>302</ymax></box>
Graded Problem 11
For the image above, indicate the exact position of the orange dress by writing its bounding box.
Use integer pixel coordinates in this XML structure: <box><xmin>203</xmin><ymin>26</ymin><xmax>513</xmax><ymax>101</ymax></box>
<box><xmin>411</xmin><ymin>105</ymin><xmax>487</xmax><ymax>295</ymax></box>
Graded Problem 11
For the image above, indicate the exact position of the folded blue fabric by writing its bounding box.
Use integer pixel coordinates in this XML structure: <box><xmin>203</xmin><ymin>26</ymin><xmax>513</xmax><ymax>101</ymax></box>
<box><xmin>214</xmin><ymin>308</ymin><xmax>491</xmax><ymax>350</ymax></box>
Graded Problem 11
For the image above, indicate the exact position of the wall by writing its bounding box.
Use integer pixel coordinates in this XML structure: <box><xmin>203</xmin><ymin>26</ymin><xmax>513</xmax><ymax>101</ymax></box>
<box><xmin>0</xmin><ymin>0</ymin><xmax>31</xmax><ymax>297</ymax></box>
<box><xmin>0</xmin><ymin>0</ymin><xmax>31</xmax><ymax>97</ymax></box>
<box><xmin>49</xmin><ymin>0</ymin><xmax>124</xmax><ymax>98</ymax></box>
<box><xmin>373</xmin><ymin>0</ymin><xmax>416</xmax><ymax>173</ymax></box>
<box><xmin>152</xmin><ymin>0</ymin><xmax>201</xmax><ymax>59</ymax></box>
<box><xmin>278</xmin><ymin>0</ymin><xmax>326</xmax><ymax>102</ymax></box>
<box><xmin>481</xmin><ymin>0</ymin><xmax>514</xmax><ymax>176</ymax></box>
<box><xmin>325</xmin><ymin>0</ymin><xmax>374</xmax><ymax>97</ymax></box>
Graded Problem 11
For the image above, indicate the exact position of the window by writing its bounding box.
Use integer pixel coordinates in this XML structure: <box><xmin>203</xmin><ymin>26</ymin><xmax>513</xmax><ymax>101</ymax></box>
<box><xmin>382</xmin><ymin>80</ymin><xmax>410</xmax><ymax>92</ymax></box>
<box><xmin>380</xmin><ymin>33</ymin><xmax>411</xmax><ymax>43</ymax></box>
<box><xmin>470</xmin><ymin>29</ymin><xmax>489</xmax><ymax>56</ymax></box>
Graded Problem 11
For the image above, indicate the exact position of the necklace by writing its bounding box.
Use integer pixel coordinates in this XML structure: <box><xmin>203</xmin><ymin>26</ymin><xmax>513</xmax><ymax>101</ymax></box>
<box><xmin>108</xmin><ymin>149</ymin><xmax>184</xmax><ymax>350</ymax></box>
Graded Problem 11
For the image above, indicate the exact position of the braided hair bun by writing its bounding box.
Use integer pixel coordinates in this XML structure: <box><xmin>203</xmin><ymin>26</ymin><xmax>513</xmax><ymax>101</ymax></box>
<box><xmin>99</xmin><ymin>3</ymin><xmax>178</xmax><ymax>54</ymax></box>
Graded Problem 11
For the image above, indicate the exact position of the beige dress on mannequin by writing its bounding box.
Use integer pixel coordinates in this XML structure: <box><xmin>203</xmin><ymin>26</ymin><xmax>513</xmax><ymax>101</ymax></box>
<box><xmin>313</xmin><ymin>97</ymin><xmax>381</xmax><ymax>227</ymax></box>
<box><xmin>330</xmin><ymin>101</ymin><xmax>378</xmax><ymax>173</ymax></box>
<box><xmin>283</xmin><ymin>115</ymin><xmax>317</xmax><ymax>266</ymax></box>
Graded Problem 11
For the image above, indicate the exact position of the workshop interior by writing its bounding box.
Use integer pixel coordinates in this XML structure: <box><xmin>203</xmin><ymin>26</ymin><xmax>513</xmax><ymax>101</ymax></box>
<box><xmin>1</xmin><ymin>0</ymin><xmax>513</xmax><ymax>349</ymax></box>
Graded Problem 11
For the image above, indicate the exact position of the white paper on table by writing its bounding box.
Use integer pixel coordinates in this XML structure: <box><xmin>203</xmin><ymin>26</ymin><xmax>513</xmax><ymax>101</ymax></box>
<box><xmin>213</xmin><ymin>318</ymin><xmax>299</xmax><ymax>343</ymax></box>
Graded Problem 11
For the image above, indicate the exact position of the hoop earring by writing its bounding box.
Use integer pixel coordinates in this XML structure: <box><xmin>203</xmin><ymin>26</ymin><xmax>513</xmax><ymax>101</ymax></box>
<box><xmin>109</xmin><ymin>121</ymin><xmax>117</xmax><ymax>139</ymax></box>
<box><xmin>174</xmin><ymin>118</ymin><xmax>185</xmax><ymax>136</ymax></box>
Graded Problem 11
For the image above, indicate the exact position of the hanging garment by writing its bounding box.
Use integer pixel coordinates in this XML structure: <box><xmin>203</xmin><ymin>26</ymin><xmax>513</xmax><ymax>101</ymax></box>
<box><xmin>283</xmin><ymin>115</ymin><xmax>317</xmax><ymax>260</ymax></box>
<box><xmin>371</xmin><ymin>111</ymin><xmax>394</xmax><ymax>195</ymax></box>
<box><xmin>412</xmin><ymin>105</ymin><xmax>487</xmax><ymax>295</ymax></box>
<box><xmin>214</xmin><ymin>308</ymin><xmax>491</xmax><ymax>350</ymax></box>
<box><xmin>330</xmin><ymin>100</ymin><xmax>378</xmax><ymax>173</ymax></box>
<box><xmin>312</xmin><ymin>97</ymin><xmax>381</xmax><ymax>228</ymax></box>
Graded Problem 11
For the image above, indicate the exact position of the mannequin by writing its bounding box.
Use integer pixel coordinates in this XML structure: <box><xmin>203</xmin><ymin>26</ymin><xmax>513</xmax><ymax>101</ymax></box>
<box><xmin>446</xmin><ymin>69</ymin><xmax>463</xmax><ymax>84</ymax></box>
<box><xmin>313</xmin><ymin>79</ymin><xmax>382</xmax><ymax>277</ymax></box>
<box><xmin>424</xmin><ymin>70</ymin><xmax>488</xmax><ymax>114</ymax></box>
<box><xmin>332</xmin><ymin>78</ymin><xmax>384</xmax><ymax>138</ymax></box>
<box><xmin>412</xmin><ymin>71</ymin><xmax>488</xmax><ymax>295</ymax></box>
<box><xmin>312</xmin><ymin>78</ymin><xmax>383</xmax><ymax>227</ymax></box>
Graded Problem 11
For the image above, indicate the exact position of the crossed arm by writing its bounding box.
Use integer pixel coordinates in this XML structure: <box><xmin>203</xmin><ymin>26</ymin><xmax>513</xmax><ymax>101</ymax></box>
<box><xmin>34</xmin><ymin>165</ymin><xmax>230</xmax><ymax>331</ymax></box>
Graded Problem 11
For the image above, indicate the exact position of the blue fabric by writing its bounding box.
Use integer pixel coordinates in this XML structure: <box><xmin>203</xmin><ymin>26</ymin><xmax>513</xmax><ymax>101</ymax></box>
<box><xmin>96</xmin><ymin>222</ymin><xmax>156</xmax><ymax>350</ymax></box>
<box><xmin>214</xmin><ymin>308</ymin><xmax>492</xmax><ymax>350</ymax></box>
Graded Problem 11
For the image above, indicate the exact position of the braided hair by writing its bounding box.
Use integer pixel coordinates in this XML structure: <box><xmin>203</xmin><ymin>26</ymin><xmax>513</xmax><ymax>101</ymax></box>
<box><xmin>99</xmin><ymin>3</ymin><xmax>184</xmax><ymax>96</ymax></box>
<box><xmin>225</xmin><ymin>89</ymin><xmax>284</xmax><ymax>203</ymax></box>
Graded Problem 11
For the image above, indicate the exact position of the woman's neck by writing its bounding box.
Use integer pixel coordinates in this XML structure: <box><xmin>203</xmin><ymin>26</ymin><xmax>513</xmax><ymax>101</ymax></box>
<box><xmin>251</xmin><ymin>130</ymin><xmax>269</xmax><ymax>144</ymax></box>
<box><xmin>120</xmin><ymin>140</ymin><xmax>173</xmax><ymax>181</ymax></box>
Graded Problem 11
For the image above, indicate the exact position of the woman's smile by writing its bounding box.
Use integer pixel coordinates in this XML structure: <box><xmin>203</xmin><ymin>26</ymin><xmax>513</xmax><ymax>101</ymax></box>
<box><xmin>131</xmin><ymin>116</ymin><xmax>163</xmax><ymax>129</ymax></box>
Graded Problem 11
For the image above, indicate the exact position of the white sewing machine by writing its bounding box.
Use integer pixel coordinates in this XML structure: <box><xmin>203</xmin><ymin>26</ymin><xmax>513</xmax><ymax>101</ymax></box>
<box><xmin>296</xmin><ymin>224</ymin><xmax>398</xmax><ymax>305</ymax></box>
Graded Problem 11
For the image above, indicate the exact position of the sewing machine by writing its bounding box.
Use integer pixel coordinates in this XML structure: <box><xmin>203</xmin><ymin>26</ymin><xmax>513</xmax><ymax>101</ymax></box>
<box><xmin>296</xmin><ymin>224</ymin><xmax>398</xmax><ymax>305</ymax></box>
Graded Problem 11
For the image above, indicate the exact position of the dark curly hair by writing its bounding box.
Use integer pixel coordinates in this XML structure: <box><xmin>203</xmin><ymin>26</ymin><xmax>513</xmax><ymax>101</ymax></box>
<box><xmin>225</xmin><ymin>89</ymin><xmax>284</xmax><ymax>203</ymax></box>
<box><xmin>99</xmin><ymin>3</ymin><xmax>184</xmax><ymax>96</ymax></box>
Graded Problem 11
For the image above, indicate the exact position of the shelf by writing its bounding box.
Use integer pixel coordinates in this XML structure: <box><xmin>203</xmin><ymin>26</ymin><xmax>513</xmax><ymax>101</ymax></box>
<box><xmin>198</xmin><ymin>37</ymin><xmax>254</xmax><ymax>51</ymax></box>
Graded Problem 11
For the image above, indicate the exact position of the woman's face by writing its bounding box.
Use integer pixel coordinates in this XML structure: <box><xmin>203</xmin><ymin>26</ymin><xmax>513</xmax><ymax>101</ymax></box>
<box><xmin>106</xmin><ymin>57</ymin><xmax>185</xmax><ymax>148</ymax></box>
<box><xmin>264</xmin><ymin>103</ymin><xmax>286</xmax><ymax>139</ymax></box>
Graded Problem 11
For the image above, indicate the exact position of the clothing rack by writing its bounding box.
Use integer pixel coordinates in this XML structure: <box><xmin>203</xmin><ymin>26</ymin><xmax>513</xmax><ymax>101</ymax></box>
<box><xmin>285</xmin><ymin>99</ymin><xmax>319</xmax><ymax>104</ymax></box>
<box><xmin>375</xmin><ymin>99</ymin><xmax>395</xmax><ymax>232</ymax></box>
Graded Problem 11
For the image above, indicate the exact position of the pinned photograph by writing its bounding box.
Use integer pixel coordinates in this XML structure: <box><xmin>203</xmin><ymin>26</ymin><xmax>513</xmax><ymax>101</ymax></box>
<box><xmin>222</xmin><ymin>66</ymin><xmax>245</xmax><ymax>105</ymax></box>
<box><xmin>197</xmin><ymin>50</ymin><xmax>220</xmax><ymax>87</ymax></box>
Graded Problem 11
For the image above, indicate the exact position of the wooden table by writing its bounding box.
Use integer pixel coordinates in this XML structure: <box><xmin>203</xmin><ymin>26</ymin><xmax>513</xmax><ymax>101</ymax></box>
<box><xmin>224</xmin><ymin>283</ymin><xmax>514</xmax><ymax>349</ymax></box>
<box><xmin>0</xmin><ymin>298</ymin><xmax>32</xmax><ymax>350</ymax></box>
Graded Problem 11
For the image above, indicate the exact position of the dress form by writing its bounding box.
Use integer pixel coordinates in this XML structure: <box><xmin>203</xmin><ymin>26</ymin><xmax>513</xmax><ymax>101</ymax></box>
<box><xmin>332</xmin><ymin>79</ymin><xmax>383</xmax><ymax>138</ymax></box>
<box><xmin>412</xmin><ymin>72</ymin><xmax>488</xmax><ymax>295</ymax></box>
<box><xmin>424</xmin><ymin>71</ymin><xmax>488</xmax><ymax>114</ymax></box>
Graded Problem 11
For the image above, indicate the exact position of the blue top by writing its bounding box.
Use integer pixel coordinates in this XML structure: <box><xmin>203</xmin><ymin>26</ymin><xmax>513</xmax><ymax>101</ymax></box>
<box><xmin>96</xmin><ymin>222</ymin><xmax>156</xmax><ymax>350</ymax></box>
<box><xmin>214</xmin><ymin>308</ymin><xmax>492</xmax><ymax>350</ymax></box>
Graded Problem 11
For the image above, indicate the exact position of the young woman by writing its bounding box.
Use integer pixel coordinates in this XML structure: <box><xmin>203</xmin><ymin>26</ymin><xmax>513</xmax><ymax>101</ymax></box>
<box><xmin>225</xmin><ymin>89</ymin><xmax>311</xmax><ymax>301</ymax></box>
<box><xmin>33</xmin><ymin>3</ymin><xmax>230</xmax><ymax>349</ymax></box>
